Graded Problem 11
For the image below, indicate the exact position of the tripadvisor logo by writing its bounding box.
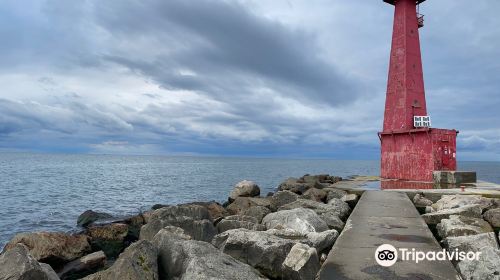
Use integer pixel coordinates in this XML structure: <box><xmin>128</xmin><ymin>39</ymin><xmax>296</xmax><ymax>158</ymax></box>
<box><xmin>375</xmin><ymin>244</ymin><xmax>482</xmax><ymax>267</ymax></box>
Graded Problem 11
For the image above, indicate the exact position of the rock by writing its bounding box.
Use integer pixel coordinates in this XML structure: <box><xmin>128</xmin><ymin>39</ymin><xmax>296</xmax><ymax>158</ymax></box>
<box><xmin>425</xmin><ymin>206</ymin><xmax>434</xmax><ymax>213</ymax></box>
<box><xmin>58</xmin><ymin>251</ymin><xmax>106</xmax><ymax>280</ymax></box>
<box><xmin>456</xmin><ymin>247</ymin><xmax>500</xmax><ymax>280</ymax></box>
<box><xmin>266</xmin><ymin>192</ymin><xmax>274</xmax><ymax>197</ymax></box>
<box><xmin>0</xmin><ymin>244</ymin><xmax>57</xmax><ymax>280</ymax></box>
<box><xmin>262</xmin><ymin>208</ymin><xmax>329</xmax><ymax>234</ymax></box>
<box><xmin>216</xmin><ymin>215</ymin><xmax>266</xmax><ymax>233</ymax></box>
<box><xmin>266</xmin><ymin>228</ymin><xmax>338</xmax><ymax>253</ymax></box>
<box><xmin>413</xmin><ymin>193</ymin><xmax>433</xmax><ymax>207</ymax></box>
<box><xmin>341</xmin><ymin>194</ymin><xmax>359</xmax><ymax>209</ymax></box>
<box><xmin>278</xmin><ymin>178</ymin><xmax>312</xmax><ymax>194</ymax></box>
<box><xmin>3</xmin><ymin>232</ymin><xmax>91</xmax><ymax>266</ymax></box>
<box><xmin>315</xmin><ymin>213</ymin><xmax>345</xmax><ymax>232</ymax></box>
<box><xmin>484</xmin><ymin>208</ymin><xmax>500</xmax><ymax>229</ymax></box>
<box><xmin>77</xmin><ymin>210</ymin><xmax>113</xmax><ymax>228</ymax></box>
<box><xmin>226</xmin><ymin>197</ymin><xmax>271</xmax><ymax>215</ymax></box>
<box><xmin>180</xmin><ymin>201</ymin><xmax>229</xmax><ymax>220</ymax></box>
<box><xmin>442</xmin><ymin>232</ymin><xmax>499</xmax><ymax>254</ymax></box>
<box><xmin>153</xmin><ymin>228</ymin><xmax>266</xmax><ymax>280</ymax></box>
<box><xmin>40</xmin><ymin>263</ymin><xmax>60</xmax><ymax>280</ymax></box>
<box><xmin>241</xmin><ymin>206</ymin><xmax>271</xmax><ymax>223</ymax></box>
<box><xmin>437</xmin><ymin>215</ymin><xmax>493</xmax><ymax>239</ymax></box>
<box><xmin>212</xmin><ymin>228</ymin><xmax>296</xmax><ymax>279</ymax></box>
<box><xmin>151</xmin><ymin>204</ymin><xmax>168</xmax><ymax>210</ymax></box>
<box><xmin>229</xmin><ymin>180</ymin><xmax>261</xmax><ymax>202</ymax></box>
<box><xmin>432</xmin><ymin>195</ymin><xmax>492</xmax><ymax>212</ymax></box>
<box><xmin>119</xmin><ymin>213</ymin><xmax>147</xmax><ymax>240</ymax></box>
<box><xmin>282</xmin><ymin>243</ymin><xmax>320</xmax><ymax>280</ymax></box>
<box><xmin>421</xmin><ymin>204</ymin><xmax>483</xmax><ymax>225</ymax></box>
<box><xmin>324</xmin><ymin>189</ymin><xmax>347</xmax><ymax>202</ymax></box>
<box><xmin>139</xmin><ymin>204</ymin><xmax>217</xmax><ymax>242</ymax></box>
<box><xmin>302</xmin><ymin>188</ymin><xmax>327</xmax><ymax>202</ymax></box>
<box><xmin>87</xmin><ymin>223</ymin><xmax>128</xmax><ymax>258</ymax></box>
<box><xmin>279</xmin><ymin>199</ymin><xmax>351</xmax><ymax>221</ymax></box>
<box><xmin>270</xmin><ymin>191</ymin><xmax>299</xmax><ymax>211</ymax></box>
<box><xmin>82</xmin><ymin>240</ymin><xmax>158</xmax><ymax>280</ymax></box>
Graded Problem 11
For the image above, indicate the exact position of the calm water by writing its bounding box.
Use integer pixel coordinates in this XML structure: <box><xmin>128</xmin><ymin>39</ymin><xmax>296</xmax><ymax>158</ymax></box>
<box><xmin>0</xmin><ymin>153</ymin><xmax>499</xmax><ymax>248</ymax></box>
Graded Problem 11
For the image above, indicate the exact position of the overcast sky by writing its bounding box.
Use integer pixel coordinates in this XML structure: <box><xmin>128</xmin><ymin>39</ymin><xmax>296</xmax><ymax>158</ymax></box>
<box><xmin>0</xmin><ymin>0</ymin><xmax>499</xmax><ymax>160</ymax></box>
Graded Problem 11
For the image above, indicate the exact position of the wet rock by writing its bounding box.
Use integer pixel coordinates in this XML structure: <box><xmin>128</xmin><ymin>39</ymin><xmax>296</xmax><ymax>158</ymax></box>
<box><xmin>483</xmin><ymin>208</ymin><xmax>500</xmax><ymax>229</ymax></box>
<box><xmin>242</xmin><ymin>206</ymin><xmax>271</xmax><ymax>223</ymax></box>
<box><xmin>279</xmin><ymin>199</ymin><xmax>350</xmax><ymax>221</ymax></box>
<box><xmin>442</xmin><ymin>232</ymin><xmax>499</xmax><ymax>254</ymax></box>
<box><xmin>77</xmin><ymin>210</ymin><xmax>113</xmax><ymax>228</ymax></box>
<box><xmin>262</xmin><ymin>208</ymin><xmax>329</xmax><ymax>234</ymax></box>
<box><xmin>422</xmin><ymin>204</ymin><xmax>482</xmax><ymax>225</ymax></box>
<box><xmin>456</xmin><ymin>247</ymin><xmax>500</xmax><ymax>280</ymax></box>
<box><xmin>87</xmin><ymin>223</ymin><xmax>128</xmax><ymax>258</ymax></box>
<box><xmin>3</xmin><ymin>232</ymin><xmax>91</xmax><ymax>266</ymax></box>
<box><xmin>82</xmin><ymin>240</ymin><xmax>158</xmax><ymax>280</ymax></box>
<box><xmin>270</xmin><ymin>191</ymin><xmax>299</xmax><ymax>211</ymax></box>
<box><xmin>266</xmin><ymin>228</ymin><xmax>338</xmax><ymax>253</ymax></box>
<box><xmin>216</xmin><ymin>215</ymin><xmax>266</xmax><ymax>233</ymax></box>
<box><xmin>437</xmin><ymin>215</ymin><xmax>493</xmax><ymax>239</ymax></box>
<box><xmin>0</xmin><ymin>244</ymin><xmax>58</xmax><ymax>280</ymax></box>
<box><xmin>302</xmin><ymin>188</ymin><xmax>327</xmax><ymax>203</ymax></box>
<box><xmin>432</xmin><ymin>195</ymin><xmax>492</xmax><ymax>212</ymax></box>
<box><xmin>212</xmin><ymin>228</ymin><xmax>295</xmax><ymax>279</ymax></box>
<box><xmin>226</xmin><ymin>197</ymin><xmax>271</xmax><ymax>215</ymax></box>
<box><xmin>341</xmin><ymin>194</ymin><xmax>359</xmax><ymax>209</ymax></box>
<box><xmin>282</xmin><ymin>243</ymin><xmax>320</xmax><ymax>280</ymax></box>
<box><xmin>139</xmin><ymin>204</ymin><xmax>216</xmax><ymax>242</ymax></box>
<box><xmin>154</xmin><ymin>228</ymin><xmax>266</xmax><ymax>280</ymax></box>
<box><xmin>58</xmin><ymin>251</ymin><xmax>106</xmax><ymax>280</ymax></box>
<box><xmin>324</xmin><ymin>189</ymin><xmax>347</xmax><ymax>202</ymax></box>
<box><xmin>180</xmin><ymin>201</ymin><xmax>229</xmax><ymax>220</ymax></box>
<box><xmin>413</xmin><ymin>193</ymin><xmax>433</xmax><ymax>207</ymax></box>
<box><xmin>229</xmin><ymin>180</ymin><xmax>261</xmax><ymax>202</ymax></box>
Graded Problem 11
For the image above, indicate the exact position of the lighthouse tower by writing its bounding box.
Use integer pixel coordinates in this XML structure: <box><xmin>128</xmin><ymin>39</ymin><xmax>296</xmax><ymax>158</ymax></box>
<box><xmin>380</xmin><ymin>0</ymin><xmax>458</xmax><ymax>182</ymax></box>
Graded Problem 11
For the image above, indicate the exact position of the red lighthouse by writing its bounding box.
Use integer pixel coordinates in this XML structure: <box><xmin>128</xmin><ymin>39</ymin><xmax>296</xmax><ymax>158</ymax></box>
<box><xmin>380</xmin><ymin>0</ymin><xmax>458</xmax><ymax>182</ymax></box>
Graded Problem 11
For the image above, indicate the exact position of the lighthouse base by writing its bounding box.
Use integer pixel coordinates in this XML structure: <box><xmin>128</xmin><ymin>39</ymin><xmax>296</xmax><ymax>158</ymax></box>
<box><xmin>379</xmin><ymin>128</ymin><xmax>458</xmax><ymax>182</ymax></box>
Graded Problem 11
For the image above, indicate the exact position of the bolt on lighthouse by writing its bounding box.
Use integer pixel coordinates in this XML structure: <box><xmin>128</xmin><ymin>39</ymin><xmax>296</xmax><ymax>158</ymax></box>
<box><xmin>379</xmin><ymin>0</ymin><xmax>474</xmax><ymax>184</ymax></box>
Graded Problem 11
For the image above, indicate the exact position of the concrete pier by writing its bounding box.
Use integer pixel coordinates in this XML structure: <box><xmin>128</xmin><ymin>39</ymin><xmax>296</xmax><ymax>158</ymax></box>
<box><xmin>318</xmin><ymin>191</ymin><xmax>460</xmax><ymax>280</ymax></box>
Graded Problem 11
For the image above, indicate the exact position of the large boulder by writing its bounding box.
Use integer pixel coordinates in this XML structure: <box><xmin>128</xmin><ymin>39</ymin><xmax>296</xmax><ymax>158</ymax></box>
<box><xmin>216</xmin><ymin>215</ymin><xmax>266</xmax><ymax>233</ymax></box>
<box><xmin>226</xmin><ymin>197</ymin><xmax>272</xmax><ymax>215</ymax></box>
<box><xmin>0</xmin><ymin>244</ymin><xmax>59</xmax><ymax>280</ymax></box>
<box><xmin>279</xmin><ymin>199</ymin><xmax>350</xmax><ymax>221</ymax></box>
<box><xmin>262</xmin><ymin>208</ymin><xmax>329</xmax><ymax>234</ymax></box>
<box><xmin>456</xmin><ymin>247</ymin><xmax>500</xmax><ymax>280</ymax></box>
<box><xmin>301</xmin><ymin>188</ymin><xmax>327</xmax><ymax>203</ymax></box>
<box><xmin>432</xmin><ymin>195</ymin><xmax>492</xmax><ymax>212</ymax></box>
<box><xmin>437</xmin><ymin>215</ymin><xmax>493</xmax><ymax>239</ymax></box>
<box><xmin>282</xmin><ymin>243</ymin><xmax>320</xmax><ymax>280</ymax></box>
<box><xmin>58</xmin><ymin>251</ymin><xmax>106</xmax><ymax>280</ymax></box>
<box><xmin>324</xmin><ymin>189</ymin><xmax>347</xmax><ymax>202</ymax></box>
<box><xmin>413</xmin><ymin>193</ymin><xmax>433</xmax><ymax>207</ymax></box>
<box><xmin>267</xmin><ymin>228</ymin><xmax>338</xmax><ymax>253</ymax></box>
<box><xmin>278</xmin><ymin>178</ymin><xmax>313</xmax><ymax>194</ymax></box>
<box><xmin>153</xmin><ymin>228</ymin><xmax>266</xmax><ymax>280</ymax></box>
<box><xmin>270</xmin><ymin>191</ymin><xmax>299</xmax><ymax>211</ymax></box>
<box><xmin>341</xmin><ymin>194</ymin><xmax>359</xmax><ymax>209</ymax></box>
<box><xmin>212</xmin><ymin>229</ymin><xmax>296</xmax><ymax>279</ymax></box>
<box><xmin>421</xmin><ymin>205</ymin><xmax>483</xmax><ymax>225</ymax></box>
<box><xmin>82</xmin><ymin>240</ymin><xmax>158</xmax><ymax>280</ymax></box>
<box><xmin>139</xmin><ymin>204</ymin><xmax>216</xmax><ymax>242</ymax></box>
<box><xmin>241</xmin><ymin>206</ymin><xmax>271</xmax><ymax>223</ymax></box>
<box><xmin>77</xmin><ymin>210</ymin><xmax>113</xmax><ymax>228</ymax></box>
<box><xmin>87</xmin><ymin>223</ymin><xmax>128</xmax><ymax>258</ymax></box>
<box><xmin>229</xmin><ymin>180</ymin><xmax>261</xmax><ymax>202</ymax></box>
<box><xmin>442</xmin><ymin>232</ymin><xmax>499</xmax><ymax>254</ymax></box>
<box><xmin>483</xmin><ymin>208</ymin><xmax>500</xmax><ymax>229</ymax></box>
<box><xmin>180</xmin><ymin>201</ymin><xmax>229</xmax><ymax>220</ymax></box>
<box><xmin>3</xmin><ymin>232</ymin><xmax>91</xmax><ymax>266</ymax></box>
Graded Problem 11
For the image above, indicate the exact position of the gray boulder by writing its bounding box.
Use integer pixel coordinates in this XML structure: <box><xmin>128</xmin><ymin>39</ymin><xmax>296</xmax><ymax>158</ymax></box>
<box><xmin>437</xmin><ymin>215</ymin><xmax>493</xmax><ymax>239</ymax></box>
<box><xmin>82</xmin><ymin>240</ymin><xmax>158</xmax><ymax>280</ymax></box>
<box><xmin>270</xmin><ymin>191</ymin><xmax>299</xmax><ymax>211</ymax></box>
<box><xmin>432</xmin><ymin>195</ymin><xmax>492</xmax><ymax>212</ymax></box>
<box><xmin>279</xmin><ymin>199</ymin><xmax>350</xmax><ymax>221</ymax></box>
<box><xmin>241</xmin><ymin>206</ymin><xmax>271</xmax><ymax>223</ymax></box>
<box><xmin>229</xmin><ymin>180</ymin><xmax>261</xmax><ymax>202</ymax></box>
<box><xmin>2</xmin><ymin>232</ymin><xmax>91</xmax><ymax>266</ymax></box>
<box><xmin>442</xmin><ymin>232</ymin><xmax>499</xmax><ymax>254</ymax></box>
<box><xmin>212</xmin><ymin>228</ymin><xmax>296</xmax><ymax>279</ymax></box>
<box><xmin>282</xmin><ymin>243</ymin><xmax>320</xmax><ymax>280</ymax></box>
<box><xmin>301</xmin><ymin>188</ymin><xmax>327</xmax><ymax>203</ymax></box>
<box><xmin>456</xmin><ymin>247</ymin><xmax>500</xmax><ymax>280</ymax></box>
<box><xmin>484</xmin><ymin>208</ymin><xmax>500</xmax><ymax>229</ymax></box>
<box><xmin>341</xmin><ymin>194</ymin><xmax>359</xmax><ymax>209</ymax></box>
<box><xmin>179</xmin><ymin>201</ymin><xmax>229</xmax><ymax>220</ymax></box>
<box><xmin>324</xmin><ymin>189</ymin><xmax>347</xmax><ymax>202</ymax></box>
<box><xmin>77</xmin><ymin>210</ymin><xmax>113</xmax><ymax>227</ymax></box>
<box><xmin>413</xmin><ymin>193</ymin><xmax>433</xmax><ymax>207</ymax></box>
<box><xmin>40</xmin><ymin>263</ymin><xmax>60</xmax><ymax>280</ymax></box>
<box><xmin>0</xmin><ymin>244</ymin><xmax>58</xmax><ymax>280</ymax></box>
<box><xmin>278</xmin><ymin>178</ymin><xmax>312</xmax><ymax>194</ymax></box>
<box><xmin>58</xmin><ymin>251</ymin><xmax>106</xmax><ymax>280</ymax></box>
<box><xmin>216</xmin><ymin>215</ymin><xmax>266</xmax><ymax>233</ymax></box>
<box><xmin>422</xmin><ymin>204</ymin><xmax>482</xmax><ymax>225</ymax></box>
<box><xmin>266</xmin><ymin>228</ymin><xmax>338</xmax><ymax>253</ymax></box>
<box><xmin>154</xmin><ymin>228</ymin><xmax>266</xmax><ymax>280</ymax></box>
<box><xmin>87</xmin><ymin>223</ymin><xmax>128</xmax><ymax>258</ymax></box>
<box><xmin>226</xmin><ymin>197</ymin><xmax>272</xmax><ymax>215</ymax></box>
<box><xmin>263</xmin><ymin>208</ymin><xmax>329</xmax><ymax>234</ymax></box>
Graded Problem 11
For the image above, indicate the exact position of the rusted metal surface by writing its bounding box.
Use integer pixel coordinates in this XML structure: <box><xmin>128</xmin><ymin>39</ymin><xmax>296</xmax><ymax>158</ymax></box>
<box><xmin>380</xmin><ymin>0</ymin><xmax>457</xmax><ymax>183</ymax></box>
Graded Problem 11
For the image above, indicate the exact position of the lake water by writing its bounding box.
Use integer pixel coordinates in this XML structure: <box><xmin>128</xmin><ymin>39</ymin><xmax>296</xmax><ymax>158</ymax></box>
<box><xmin>0</xmin><ymin>152</ymin><xmax>499</xmax><ymax>248</ymax></box>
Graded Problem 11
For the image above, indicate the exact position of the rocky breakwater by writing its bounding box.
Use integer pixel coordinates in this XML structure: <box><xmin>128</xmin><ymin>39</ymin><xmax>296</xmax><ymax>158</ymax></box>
<box><xmin>0</xmin><ymin>174</ymin><xmax>358</xmax><ymax>280</ymax></box>
<box><xmin>414</xmin><ymin>193</ymin><xmax>500</xmax><ymax>279</ymax></box>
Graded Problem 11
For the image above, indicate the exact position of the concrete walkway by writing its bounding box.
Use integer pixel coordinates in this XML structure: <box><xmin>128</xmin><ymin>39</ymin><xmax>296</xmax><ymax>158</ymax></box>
<box><xmin>318</xmin><ymin>191</ymin><xmax>461</xmax><ymax>280</ymax></box>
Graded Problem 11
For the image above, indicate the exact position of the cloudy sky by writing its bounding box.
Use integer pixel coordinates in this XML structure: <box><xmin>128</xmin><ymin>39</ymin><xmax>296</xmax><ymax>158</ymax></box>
<box><xmin>0</xmin><ymin>0</ymin><xmax>499</xmax><ymax>160</ymax></box>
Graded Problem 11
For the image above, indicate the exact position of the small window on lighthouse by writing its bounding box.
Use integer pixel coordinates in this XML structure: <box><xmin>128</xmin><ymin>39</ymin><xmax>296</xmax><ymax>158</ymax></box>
<box><xmin>414</xmin><ymin>116</ymin><xmax>431</xmax><ymax>128</ymax></box>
